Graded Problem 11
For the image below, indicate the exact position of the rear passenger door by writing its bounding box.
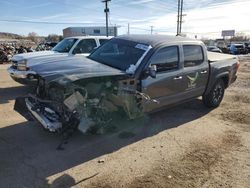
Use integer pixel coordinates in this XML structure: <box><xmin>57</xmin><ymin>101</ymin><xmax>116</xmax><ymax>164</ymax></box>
<box><xmin>142</xmin><ymin>45</ymin><xmax>185</xmax><ymax>112</ymax></box>
<box><xmin>72</xmin><ymin>39</ymin><xmax>97</xmax><ymax>56</ymax></box>
<box><xmin>182</xmin><ymin>45</ymin><xmax>209</xmax><ymax>98</ymax></box>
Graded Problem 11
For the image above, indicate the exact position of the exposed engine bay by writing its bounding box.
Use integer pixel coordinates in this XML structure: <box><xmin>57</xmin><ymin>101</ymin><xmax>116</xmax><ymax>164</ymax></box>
<box><xmin>25</xmin><ymin>75</ymin><xmax>157</xmax><ymax>134</ymax></box>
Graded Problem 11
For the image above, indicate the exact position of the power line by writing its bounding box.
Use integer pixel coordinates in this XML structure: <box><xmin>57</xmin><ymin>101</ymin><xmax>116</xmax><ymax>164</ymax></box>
<box><xmin>111</xmin><ymin>1</ymin><xmax>178</xmax><ymax>14</ymax></box>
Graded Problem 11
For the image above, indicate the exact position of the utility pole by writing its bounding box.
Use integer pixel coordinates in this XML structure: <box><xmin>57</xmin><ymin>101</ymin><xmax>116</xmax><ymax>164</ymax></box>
<box><xmin>150</xmin><ymin>26</ymin><xmax>154</xmax><ymax>35</ymax></box>
<box><xmin>127</xmin><ymin>23</ymin><xmax>130</xmax><ymax>35</ymax></box>
<box><xmin>102</xmin><ymin>0</ymin><xmax>111</xmax><ymax>37</ymax></box>
<box><xmin>177</xmin><ymin>0</ymin><xmax>185</xmax><ymax>35</ymax></box>
<box><xmin>177</xmin><ymin>0</ymin><xmax>180</xmax><ymax>35</ymax></box>
<box><xmin>179</xmin><ymin>0</ymin><xmax>184</xmax><ymax>34</ymax></box>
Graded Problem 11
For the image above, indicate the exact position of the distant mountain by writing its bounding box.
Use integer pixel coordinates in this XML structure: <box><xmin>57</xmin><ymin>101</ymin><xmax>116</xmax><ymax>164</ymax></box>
<box><xmin>0</xmin><ymin>32</ymin><xmax>23</xmax><ymax>39</ymax></box>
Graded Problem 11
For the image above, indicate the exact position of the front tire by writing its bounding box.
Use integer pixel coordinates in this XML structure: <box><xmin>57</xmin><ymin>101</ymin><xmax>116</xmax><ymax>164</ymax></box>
<box><xmin>203</xmin><ymin>79</ymin><xmax>225</xmax><ymax>108</ymax></box>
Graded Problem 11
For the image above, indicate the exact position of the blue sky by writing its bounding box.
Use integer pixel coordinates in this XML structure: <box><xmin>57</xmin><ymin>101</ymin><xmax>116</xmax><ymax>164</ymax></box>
<box><xmin>0</xmin><ymin>0</ymin><xmax>249</xmax><ymax>38</ymax></box>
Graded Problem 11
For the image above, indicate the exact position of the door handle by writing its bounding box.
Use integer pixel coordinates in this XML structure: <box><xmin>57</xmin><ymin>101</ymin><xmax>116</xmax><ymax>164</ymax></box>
<box><xmin>173</xmin><ymin>76</ymin><xmax>183</xmax><ymax>80</ymax></box>
<box><xmin>200</xmin><ymin>70</ymin><xmax>207</xmax><ymax>74</ymax></box>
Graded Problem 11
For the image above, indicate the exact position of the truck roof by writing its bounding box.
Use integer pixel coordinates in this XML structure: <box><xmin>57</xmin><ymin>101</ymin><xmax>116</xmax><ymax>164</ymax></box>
<box><xmin>116</xmin><ymin>34</ymin><xmax>199</xmax><ymax>47</ymax></box>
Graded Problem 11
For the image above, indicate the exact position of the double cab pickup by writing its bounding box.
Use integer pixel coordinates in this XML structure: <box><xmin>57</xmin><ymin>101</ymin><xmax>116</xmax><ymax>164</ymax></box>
<box><xmin>15</xmin><ymin>35</ymin><xmax>239</xmax><ymax>133</ymax></box>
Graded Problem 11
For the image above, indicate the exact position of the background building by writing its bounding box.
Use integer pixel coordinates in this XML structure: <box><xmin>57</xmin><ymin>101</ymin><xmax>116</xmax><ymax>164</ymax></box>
<box><xmin>63</xmin><ymin>26</ymin><xmax>118</xmax><ymax>37</ymax></box>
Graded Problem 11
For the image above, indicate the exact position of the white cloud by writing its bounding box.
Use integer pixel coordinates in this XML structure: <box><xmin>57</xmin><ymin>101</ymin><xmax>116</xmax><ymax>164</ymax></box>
<box><xmin>132</xmin><ymin>0</ymin><xmax>250</xmax><ymax>38</ymax></box>
<box><xmin>23</xmin><ymin>2</ymin><xmax>53</xmax><ymax>9</ymax></box>
<box><xmin>1</xmin><ymin>0</ymin><xmax>249</xmax><ymax>38</ymax></box>
<box><xmin>129</xmin><ymin>0</ymin><xmax>156</xmax><ymax>5</ymax></box>
<box><xmin>39</xmin><ymin>14</ymin><xmax>71</xmax><ymax>21</ymax></box>
<box><xmin>182</xmin><ymin>0</ymin><xmax>250</xmax><ymax>38</ymax></box>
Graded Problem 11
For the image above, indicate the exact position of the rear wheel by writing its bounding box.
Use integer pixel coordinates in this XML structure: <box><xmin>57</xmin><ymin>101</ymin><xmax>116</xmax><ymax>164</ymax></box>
<box><xmin>203</xmin><ymin>79</ymin><xmax>225</xmax><ymax>108</ymax></box>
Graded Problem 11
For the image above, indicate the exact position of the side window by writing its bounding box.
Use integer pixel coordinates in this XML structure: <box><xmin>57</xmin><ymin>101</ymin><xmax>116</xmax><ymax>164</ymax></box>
<box><xmin>99</xmin><ymin>39</ymin><xmax>109</xmax><ymax>45</ymax></box>
<box><xmin>73</xmin><ymin>39</ymin><xmax>97</xmax><ymax>54</ymax></box>
<box><xmin>183</xmin><ymin>45</ymin><xmax>204</xmax><ymax>67</ymax></box>
<box><xmin>150</xmin><ymin>46</ymin><xmax>179</xmax><ymax>73</ymax></box>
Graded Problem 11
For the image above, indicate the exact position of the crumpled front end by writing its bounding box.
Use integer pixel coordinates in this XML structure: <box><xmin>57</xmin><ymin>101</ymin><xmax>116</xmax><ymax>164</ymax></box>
<box><xmin>25</xmin><ymin>96</ymin><xmax>63</xmax><ymax>132</ymax></box>
<box><xmin>17</xmin><ymin>75</ymin><xmax>156</xmax><ymax>134</ymax></box>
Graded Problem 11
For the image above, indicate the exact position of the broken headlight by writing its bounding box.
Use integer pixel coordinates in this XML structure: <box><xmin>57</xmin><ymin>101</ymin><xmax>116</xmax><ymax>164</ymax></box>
<box><xmin>17</xmin><ymin>59</ymin><xmax>28</xmax><ymax>71</ymax></box>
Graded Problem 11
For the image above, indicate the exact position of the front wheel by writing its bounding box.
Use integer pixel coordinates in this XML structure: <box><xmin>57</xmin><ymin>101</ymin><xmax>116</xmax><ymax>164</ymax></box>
<box><xmin>202</xmin><ymin>79</ymin><xmax>225</xmax><ymax>108</ymax></box>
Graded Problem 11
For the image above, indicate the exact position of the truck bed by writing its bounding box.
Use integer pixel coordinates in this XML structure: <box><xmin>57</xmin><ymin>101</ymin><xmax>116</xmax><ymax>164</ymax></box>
<box><xmin>207</xmin><ymin>51</ymin><xmax>237</xmax><ymax>62</ymax></box>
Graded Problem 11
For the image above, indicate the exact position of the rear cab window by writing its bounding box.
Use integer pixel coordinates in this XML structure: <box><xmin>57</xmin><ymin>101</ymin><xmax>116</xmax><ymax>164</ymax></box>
<box><xmin>149</xmin><ymin>46</ymin><xmax>179</xmax><ymax>73</ymax></box>
<box><xmin>183</xmin><ymin>45</ymin><xmax>204</xmax><ymax>67</ymax></box>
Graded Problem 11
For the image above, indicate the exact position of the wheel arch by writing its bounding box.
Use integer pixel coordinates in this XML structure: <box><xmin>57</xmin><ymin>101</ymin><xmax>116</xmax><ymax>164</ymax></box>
<box><xmin>204</xmin><ymin>72</ymin><xmax>229</xmax><ymax>95</ymax></box>
<box><xmin>216</xmin><ymin>72</ymin><xmax>229</xmax><ymax>88</ymax></box>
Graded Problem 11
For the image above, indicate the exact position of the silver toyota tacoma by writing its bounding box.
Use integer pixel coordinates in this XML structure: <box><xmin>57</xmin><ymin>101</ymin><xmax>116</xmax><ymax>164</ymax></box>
<box><xmin>15</xmin><ymin>35</ymin><xmax>239</xmax><ymax>134</ymax></box>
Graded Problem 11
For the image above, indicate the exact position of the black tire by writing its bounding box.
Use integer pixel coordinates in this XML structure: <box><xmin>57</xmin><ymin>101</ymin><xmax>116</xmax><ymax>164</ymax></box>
<box><xmin>203</xmin><ymin>79</ymin><xmax>225</xmax><ymax>108</ymax></box>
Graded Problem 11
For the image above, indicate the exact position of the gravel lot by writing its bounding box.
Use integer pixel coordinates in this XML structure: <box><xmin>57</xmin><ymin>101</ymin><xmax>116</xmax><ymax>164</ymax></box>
<box><xmin>0</xmin><ymin>56</ymin><xmax>249</xmax><ymax>188</ymax></box>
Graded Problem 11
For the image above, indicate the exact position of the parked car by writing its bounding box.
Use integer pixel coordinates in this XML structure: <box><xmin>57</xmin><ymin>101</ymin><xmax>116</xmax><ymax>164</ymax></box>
<box><xmin>7</xmin><ymin>36</ymin><xmax>111</xmax><ymax>84</ymax></box>
<box><xmin>229</xmin><ymin>43</ymin><xmax>248</xmax><ymax>55</ymax></box>
<box><xmin>15</xmin><ymin>35</ymin><xmax>239</xmax><ymax>134</ymax></box>
<box><xmin>35</xmin><ymin>42</ymin><xmax>58</xmax><ymax>51</ymax></box>
<box><xmin>206</xmin><ymin>46</ymin><xmax>222</xmax><ymax>53</ymax></box>
<box><xmin>244</xmin><ymin>42</ymin><xmax>250</xmax><ymax>53</ymax></box>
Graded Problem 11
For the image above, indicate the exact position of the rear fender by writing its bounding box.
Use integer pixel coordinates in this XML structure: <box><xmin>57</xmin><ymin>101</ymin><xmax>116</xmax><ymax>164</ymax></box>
<box><xmin>204</xmin><ymin>72</ymin><xmax>229</xmax><ymax>95</ymax></box>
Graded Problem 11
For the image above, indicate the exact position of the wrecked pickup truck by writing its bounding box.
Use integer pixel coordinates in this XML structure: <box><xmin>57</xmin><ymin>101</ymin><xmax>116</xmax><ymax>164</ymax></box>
<box><xmin>15</xmin><ymin>35</ymin><xmax>239</xmax><ymax>134</ymax></box>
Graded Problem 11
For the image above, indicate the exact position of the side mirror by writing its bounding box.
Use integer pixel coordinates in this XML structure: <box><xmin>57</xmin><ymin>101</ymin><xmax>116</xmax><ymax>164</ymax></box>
<box><xmin>147</xmin><ymin>65</ymin><xmax>157</xmax><ymax>78</ymax></box>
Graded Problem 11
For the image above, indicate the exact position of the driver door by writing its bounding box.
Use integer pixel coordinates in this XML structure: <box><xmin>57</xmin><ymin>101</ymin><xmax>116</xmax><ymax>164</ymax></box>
<box><xmin>141</xmin><ymin>45</ymin><xmax>185</xmax><ymax>112</ymax></box>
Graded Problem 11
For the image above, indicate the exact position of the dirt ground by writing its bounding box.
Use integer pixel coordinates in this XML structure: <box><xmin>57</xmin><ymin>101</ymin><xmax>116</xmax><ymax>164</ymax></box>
<box><xmin>0</xmin><ymin>56</ymin><xmax>249</xmax><ymax>188</ymax></box>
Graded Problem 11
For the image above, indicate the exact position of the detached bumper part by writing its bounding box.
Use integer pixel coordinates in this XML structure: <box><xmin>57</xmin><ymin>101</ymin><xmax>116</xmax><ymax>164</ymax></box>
<box><xmin>25</xmin><ymin>98</ymin><xmax>62</xmax><ymax>132</ymax></box>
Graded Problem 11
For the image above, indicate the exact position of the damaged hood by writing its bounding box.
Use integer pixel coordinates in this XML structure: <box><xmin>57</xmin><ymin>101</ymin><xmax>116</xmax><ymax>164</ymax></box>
<box><xmin>12</xmin><ymin>51</ymin><xmax>71</xmax><ymax>68</ymax></box>
<box><xmin>26</xmin><ymin>54</ymin><xmax>71</xmax><ymax>67</ymax></box>
<box><xmin>32</xmin><ymin>56</ymin><xmax>126</xmax><ymax>82</ymax></box>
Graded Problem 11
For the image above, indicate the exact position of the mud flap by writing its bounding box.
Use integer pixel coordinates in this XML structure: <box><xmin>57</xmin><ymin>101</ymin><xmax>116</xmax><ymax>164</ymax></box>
<box><xmin>14</xmin><ymin>97</ymin><xmax>34</xmax><ymax>121</ymax></box>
